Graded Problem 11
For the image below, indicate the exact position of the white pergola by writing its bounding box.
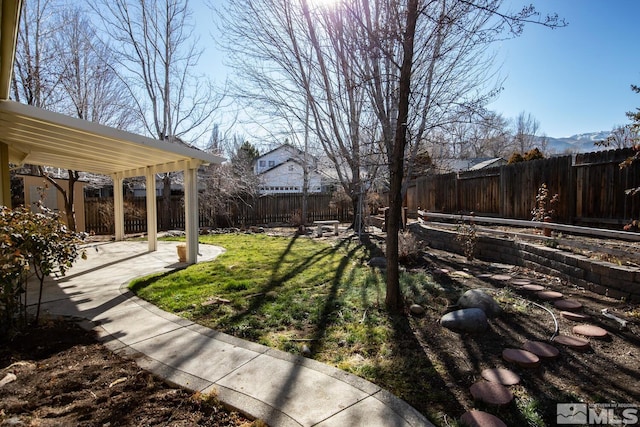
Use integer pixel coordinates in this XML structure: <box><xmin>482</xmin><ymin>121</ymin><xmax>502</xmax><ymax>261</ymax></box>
<box><xmin>0</xmin><ymin>0</ymin><xmax>224</xmax><ymax>263</ymax></box>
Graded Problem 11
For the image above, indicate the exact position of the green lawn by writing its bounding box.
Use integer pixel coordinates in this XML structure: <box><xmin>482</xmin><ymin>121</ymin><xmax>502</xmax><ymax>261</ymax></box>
<box><xmin>129</xmin><ymin>233</ymin><xmax>452</xmax><ymax>422</ymax></box>
<box><xmin>131</xmin><ymin>234</ymin><xmax>394</xmax><ymax>346</ymax></box>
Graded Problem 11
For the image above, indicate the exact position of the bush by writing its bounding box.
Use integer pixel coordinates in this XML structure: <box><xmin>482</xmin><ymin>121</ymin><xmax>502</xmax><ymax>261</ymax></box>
<box><xmin>531</xmin><ymin>183</ymin><xmax>559</xmax><ymax>221</ymax></box>
<box><xmin>398</xmin><ymin>231</ymin><xmax>421</xmax><ymax>264</ymax></box>
<box><xmin>508</xmin><ymin>152</ymin><xmax>524</xmax><ymax>164</ymax></box>
<box><xmin>0</xmin><ymin>206</ymin><xmax>86</xmax><ymax>337</ymax></box>
<box><xmin>524</xmin><ymin>147</ymin><xmax>545</xmax><ymax>161</ymax></box>
<box><xmin>455</xmin><ymin>215</ymin><xmax>477</xmax><ymax>261</ymax></box>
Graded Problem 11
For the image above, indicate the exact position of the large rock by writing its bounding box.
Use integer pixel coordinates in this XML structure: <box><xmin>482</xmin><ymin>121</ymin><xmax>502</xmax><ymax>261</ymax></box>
<box><xmin>440</xmin><ymin>308</ymin><xmax>488</xmax><ymax>333</ymax></box>
<box><xmin>457</xmin><ymin>289</ymin><xmax>502</xmax><ymax>318</ymax></box>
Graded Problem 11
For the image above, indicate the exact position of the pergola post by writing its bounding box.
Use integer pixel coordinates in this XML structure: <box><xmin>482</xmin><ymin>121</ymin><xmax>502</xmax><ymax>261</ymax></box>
<box><xmin>112</xmin><ymin>173</ymin><xmax>125</xmax><ymax>241</ymax></box>
<box><xmin>146</xmin><ymin>169</ymin><xmax>157</xmax><ymax>252</ymax></box>
<box><xmin>0</xmin><ymin>142</ymin><xmax>10</xmax><ymax>208</ymax></box>
<box><xmin>184</xmin><ymin>167</ymin><xmax>199</xmax><ymax>264</ymax></box>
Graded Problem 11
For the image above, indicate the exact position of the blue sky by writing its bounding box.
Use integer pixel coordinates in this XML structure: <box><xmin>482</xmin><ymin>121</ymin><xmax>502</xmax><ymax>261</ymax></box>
<box><xmin>195</xmin><ymin>1</ymin><xmax>640</xmax><ymax>139</ymax></box>
<box><xmin>488</xmin><ymin>1</ymin><xmax>640</xmax><ymax>137</ymax></box>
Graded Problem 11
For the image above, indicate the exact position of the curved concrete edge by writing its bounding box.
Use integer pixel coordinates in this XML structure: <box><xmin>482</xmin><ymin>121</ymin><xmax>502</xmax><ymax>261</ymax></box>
<box><xmin>113</xmin><ymin>295</ymin><xmax>434</xmax><ymax>426</ymax></box>
<box><xmin>47</xmin><ymin>241</ymin><xmax>435</xmax><ymax>427</ymax></box>
<box><xmin>206</xmin><ymin>384</ymin><xmax>302</xmax><ymax>427</ymax></box>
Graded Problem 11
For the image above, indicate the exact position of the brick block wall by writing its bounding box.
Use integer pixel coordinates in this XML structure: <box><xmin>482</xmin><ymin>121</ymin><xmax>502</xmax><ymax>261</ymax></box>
<box><xmin>411</xmin><ymin>224</ymin><xmax>640</xmax><ymax>301</ymax></box>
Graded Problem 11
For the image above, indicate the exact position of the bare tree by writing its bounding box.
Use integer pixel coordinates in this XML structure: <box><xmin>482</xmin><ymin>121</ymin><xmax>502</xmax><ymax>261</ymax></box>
<box><xmin>467</xmin><ymin>110</ymin><xmax>512</xmax><ymax>157</ymax></box>
<box><xmin>216</xmin><ymin>0</ymin><xmax>564</xmax><ymax>311</ymax></box>
<box><xmin>608</xmin><ymin>124</ymin><xmax>637</xmax><ymax>149</ymax></box>
<box><xmin>12</xmin><ymin>0</ymin><xmax>62</xmax><ymax>109</ymax></box>
<box><xmin>12</xmin><ymin>2</ymin><xmax>96</xmax><ymax>230</ymax></box>
<box><xmin>219</xmin><ymin>0</ymin><xmax>381</xmax><ymax>231</ymax></box>
<box><xmin>54</xmin><ymin>7</ymin><xmax>135</xmax><ymax>129</ymax></box>
<box><xmin>33</xmin><ymin>6</ymin><xmax>138</xmax><ymax>231</ymax></box>
<box><xmin>199</xmin><ymin>134</ymin><xmax>260</xmax><ymax>228</ymax></box>
<box><xmin>352</xmin><ymin>1</ymin><xmax>564</xmax><ymax>311</ymax></box>
<box><xmin>91</xmin><ymin>0</ymin><xmax>223</xmax><ymax>230</ymax></box>
<box><xmin>513</xmin><ymin>110</ymin><xmax>541</xmax><ymax>154</ymax></box>
<box><xmin>439</xmin><ymin>108</ymin><xmax>511</xmax><ymax>160</ymax></box>
<box><xmin>12</xmin><ymin>0</ymin><xmax>64</xmax><ymax>185</ymax></box>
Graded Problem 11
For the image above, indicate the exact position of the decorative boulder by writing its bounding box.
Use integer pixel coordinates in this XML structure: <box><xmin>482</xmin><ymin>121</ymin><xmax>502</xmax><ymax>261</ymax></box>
<box><xmin>457</xmin><ymin>289</ymin><xmax>502</xmax><ymax>318</ymax></box>
<box><xmin>440</xmin><ymin>308</ymin><xmax>488</xmax><ymax>333</ymax></box>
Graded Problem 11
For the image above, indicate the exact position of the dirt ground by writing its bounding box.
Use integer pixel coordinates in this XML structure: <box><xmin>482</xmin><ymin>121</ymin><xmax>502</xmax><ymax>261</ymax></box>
<box><xmin>400</xmin><ymin>223</ymin><xmax>640</xmax><ymax>425</ymax></box>
<box><xmin>0</xmin><ymin>321</ymin><xmax>254</xmax><ymax>427</ymax></box>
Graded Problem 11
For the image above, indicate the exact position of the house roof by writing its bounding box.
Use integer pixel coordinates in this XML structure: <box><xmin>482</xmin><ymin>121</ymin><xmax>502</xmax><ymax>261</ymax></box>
<box><xmin>0</xmin><ymin>0</ymin><xmax>223</xmax><ymax>180</ymax></box>
<box><xmin>254</xmin><ymin>143</ymin><xmax>318</xmax><ymax>163</ymax></box>
<box><xmin>446</xmin><ymin>157</ymin><xmax>506</xmax><ymax>172</ymax></box>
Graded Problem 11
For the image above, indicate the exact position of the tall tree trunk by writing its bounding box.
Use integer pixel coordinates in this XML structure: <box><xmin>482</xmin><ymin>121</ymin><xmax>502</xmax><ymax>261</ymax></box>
<box><xmin>38</xmin><ymin>167</ymin><xmax>78</xmax><ymax>232</ymax></box>
<box><xmin>385</xmin><ymin>0</ymin><xmax>418</xmax><ymax>313</ymax></box>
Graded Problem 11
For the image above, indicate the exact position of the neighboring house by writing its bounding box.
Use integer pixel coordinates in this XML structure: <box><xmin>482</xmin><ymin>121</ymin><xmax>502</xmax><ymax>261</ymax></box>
<box><xmin>254</xmin><ymin>144</ymin><xmax>324</xmax><ymax>195</ymax></box>
<box><xmin>442</xmin><ymin>157</ymin><xmax>507</xmax><ymax>173</ymax></box>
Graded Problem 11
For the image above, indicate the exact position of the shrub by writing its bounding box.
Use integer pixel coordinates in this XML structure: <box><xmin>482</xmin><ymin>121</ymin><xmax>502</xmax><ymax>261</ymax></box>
<box><xmin>455</xmin><ymin>214</ymin><xmax>477</xmax><ymax>261</ymax></box>
<box><xmin>531</xmin><ymin>183</ymin><xmax>559</xmax><ymax>221</ymax></box>
<box><xmin>398</xmin><ymin>231</ymin><xmax>420</xmax><ymax>264</ymax></box>
<box><xmin>0</xmin><ymin>205</ymin><xmax>86</xmax><ymax>336</ymax></box>
<box><xmin>508</xmin><ymin>152</ymin><xmax>524</xmax><ymax>164</ymax></box>
<box><xmin>524</xmin><ymin>147</ymin><xmax>545</xmax><ymax>161</ymax></box>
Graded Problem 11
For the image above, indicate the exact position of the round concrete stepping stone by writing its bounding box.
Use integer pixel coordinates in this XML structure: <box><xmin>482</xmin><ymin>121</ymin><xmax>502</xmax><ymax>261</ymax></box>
<box><xmin>522</xmin><ymin>340</ymin><xmax>560</xmax><ymax>359</ymax></box>
<box><xmin>469</xmin><ymin>381</ymin><xmax>514</xmax><ymax>405</ymax></box>
<box><xmin>520</xmin><ymin>284</ymin><xmax>545</xmax><ymax>292</ymax></box>
<box><xmin>511</xmin><ymin>279</ymin><xmax>532</xmax><ymax>286</ymax></box>
<box><xmin>554</xmin><ymin>299</ymin><xmax>583</xmax><ymax>311</ymax></box>
<box><xmin>502</xmin><ymin>348</ymin><xmax>540</xmax><ymax>368</ymax></box>
<box><xmin>476</xmin><ymin>273</ymin><xmax>494</xmax><ymax>280</ymax></box>
<box><xmin>481</xmin><ymin>368</ymin><xmax>520</xmax><ymax>385</ymax></box>
<box><xmin>451</xmin><ymin>270</ymin><xmax>473</xmax><ymax>278</ymax></box>
<box><xmin>553</xmin><ymin>335</ymin><xmax>591</xmax><ymax>351</ymax></box>
<box><xmin>460</xmin><ymin>410</ymin><xmax>507</xmax><ymax>427</ymax></box>
<box><xmin>491</xmin><ymin>274</ymin><xmax>512</xmax><ymax>282</ymax></box>
<box><xmin>536</xmin><ymin>290</ymin><xmax>563</xmax><ymax>300</ymax></box>
<box><xmin>561</xmin><ymin>311</ymin><xmax>591</xmax><ymax>321</ymax></box>
<box><xmin>573</xmin><ymin>324</ymin><xmax>608</xmax><ymax>339</ymax></box>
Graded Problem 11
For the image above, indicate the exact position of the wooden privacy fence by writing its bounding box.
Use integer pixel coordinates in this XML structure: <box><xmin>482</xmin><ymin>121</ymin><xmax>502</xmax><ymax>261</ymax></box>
<box><xmin>228</xmin><ymin>193</ymin><xmax>350</xmax><ymax>226</ymax></box>
<box><xmin>407</xmin><ymin>148</ymin><xmax>640</xmax><ymax>227</ymax></box>
<box><xmin>85</xmin><ymin>193</ymin><xmax>351</xmax><ymax>235</ymax></box>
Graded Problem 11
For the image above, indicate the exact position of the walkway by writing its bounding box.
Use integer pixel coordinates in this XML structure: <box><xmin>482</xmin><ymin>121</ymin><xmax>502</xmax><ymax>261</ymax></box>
<box><xmin>33</xmin><ymin>241</ymin><xmax>434</xmax><ymax>427</ymax></box>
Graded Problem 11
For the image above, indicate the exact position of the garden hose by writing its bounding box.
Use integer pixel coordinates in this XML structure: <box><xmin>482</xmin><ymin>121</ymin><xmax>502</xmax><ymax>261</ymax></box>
<box><xmin>475</xmin><ymin>287</ymin><xmax>560</xmax><ymax>341</ymax></box>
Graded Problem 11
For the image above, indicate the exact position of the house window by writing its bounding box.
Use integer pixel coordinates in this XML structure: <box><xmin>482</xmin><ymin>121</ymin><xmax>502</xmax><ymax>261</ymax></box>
<box><xmin>259</xmin><ymin>160</ymin><xmax>265</xmax><ymax>167</ymax></box>
<box><xmin>268</xmin><ymin>160</ymin><xmax>275</xmax><ymax>167</ymax></box>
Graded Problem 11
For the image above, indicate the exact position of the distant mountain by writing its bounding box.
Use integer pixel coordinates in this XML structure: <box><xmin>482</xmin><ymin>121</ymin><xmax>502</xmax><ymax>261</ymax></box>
<box><xmin>541</xmin><ymin>131</ymin><xmax>611</xmax><ymax>155</ymax></box>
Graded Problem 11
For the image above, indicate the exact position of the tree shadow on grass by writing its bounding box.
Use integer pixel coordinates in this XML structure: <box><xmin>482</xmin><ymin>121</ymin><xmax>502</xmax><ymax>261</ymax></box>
<box><xmin>220</xmin><ymin>234</ymin><xmax>374</xmax><ymax>334</ymax></box>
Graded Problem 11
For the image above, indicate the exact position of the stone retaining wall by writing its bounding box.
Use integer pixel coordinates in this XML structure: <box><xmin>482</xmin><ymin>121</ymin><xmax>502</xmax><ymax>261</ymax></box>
<box><xmin>411</xmin><ymin>224</ymin><xmax>640</xmax><ymax>302</ymax></box>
